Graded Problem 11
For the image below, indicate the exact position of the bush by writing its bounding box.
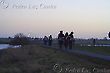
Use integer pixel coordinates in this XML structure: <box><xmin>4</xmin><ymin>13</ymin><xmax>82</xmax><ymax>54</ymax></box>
<box><xmin>9</xmin><ymin>33</ymin><xmax>30</xmax><ymax>46</ymax></box>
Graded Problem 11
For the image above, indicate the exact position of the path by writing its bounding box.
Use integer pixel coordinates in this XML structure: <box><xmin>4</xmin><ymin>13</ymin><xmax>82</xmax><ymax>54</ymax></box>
<box><xmin>42</xmin><ymin>45</ymin><xmax>110</xmax><ymax>62</ymax></box>
<box><xmin>67</xmin><ymin>49</ymin><xmax>110</xmax><ymax>61</ymax></box>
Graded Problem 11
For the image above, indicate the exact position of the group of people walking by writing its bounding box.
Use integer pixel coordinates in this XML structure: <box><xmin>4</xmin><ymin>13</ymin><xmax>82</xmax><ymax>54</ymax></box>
<box><xmin>43</xmin><ymin>31</ymin><xmax>110</xmax><ymax>48</ymax></box>
<box><xmin>43</xmin><ymin>31</ymin><xmax>75</xmax><ymax>49</ymax></box>
<box><xmin>58</xmin><ymin>31</ymin><xmax>75</xmax><ymax>49</ymax></box>
<box><xmin>43</xmin><ymin>35</ymin><xmax>52</xmax><ymax>46</ymax></box>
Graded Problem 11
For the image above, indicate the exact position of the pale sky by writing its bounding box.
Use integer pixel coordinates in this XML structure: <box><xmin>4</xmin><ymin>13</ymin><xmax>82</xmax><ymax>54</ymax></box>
<box><xmin>0</xmin><ymin>0</ymin><xmax>110</xmax><ymax>38</ymax></box>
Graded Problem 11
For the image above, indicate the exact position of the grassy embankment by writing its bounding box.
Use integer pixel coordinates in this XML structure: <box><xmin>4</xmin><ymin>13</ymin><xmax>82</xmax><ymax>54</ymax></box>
<box><xmin>0</xmin><ymin>45</ymin><xmax>109</xmax><ymax>73</ymax></box>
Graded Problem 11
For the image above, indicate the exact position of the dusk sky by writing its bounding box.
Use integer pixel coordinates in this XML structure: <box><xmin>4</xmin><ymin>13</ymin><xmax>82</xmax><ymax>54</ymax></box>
<box><xmin>0</xmin><ymin>0</ymin><xmax>110</xmax><ymax>38</ymax></box>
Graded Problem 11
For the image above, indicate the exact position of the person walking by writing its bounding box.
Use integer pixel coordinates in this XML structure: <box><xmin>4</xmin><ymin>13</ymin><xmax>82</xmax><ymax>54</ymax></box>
<box><xmin>43</xmin><ymin>36</ymin><xmax>48</xmax><ymax>45</ymax></box>
<box><xmin>58</xmin><ymin>31</ymin><xmax>64</xmax><ymax>49</ymax></box>
<box><xmin>48</xmin><ymin>35</ymin><xmax>52</xmax><ymax>46</ymax></box>
<box><xmin>68</xmin><ymin>32</ymin><xmax>75</xmax><ymax>49</ymax></box>
<box><xmin>93</xmin><ymin>39</ymin><xmax>96</xmax><ymax>46</ymax></box>
<box><xmin>108</xmin><ymin>32</ymin><xmax>110</xmax><ymax>38</ymax></box>
<box><xmin>64</xmin><ymin>32</ymin><xmax>69</xmax><ymax>49</ymax></box>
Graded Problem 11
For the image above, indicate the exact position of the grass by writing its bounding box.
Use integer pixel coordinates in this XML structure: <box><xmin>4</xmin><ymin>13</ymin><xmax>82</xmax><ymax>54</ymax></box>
<box><xmin>74</xmin><ymin>45</ymin><xmax>110</xmax><ymax>55</ymax></box>
<box><xmin>52</xmin><ymin>43</ymin><xmax>110</xmax><ymax>55</ymax></box>
<box><xmin>0</xmin><ymin>45</ymin><xmax>109</xmax><ymax>73</ymax></box>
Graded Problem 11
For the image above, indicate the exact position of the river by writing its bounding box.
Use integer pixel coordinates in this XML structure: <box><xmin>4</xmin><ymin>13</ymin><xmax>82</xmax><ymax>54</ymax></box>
<box><xmin>0</xmin><ymin>44</ymin><xmax>21</xmax><ymax>50</ymax></box>
<box><xmin>0</xmin><ymin>44</ymin><xmax>9</xmax><ymax>49</ymax></box>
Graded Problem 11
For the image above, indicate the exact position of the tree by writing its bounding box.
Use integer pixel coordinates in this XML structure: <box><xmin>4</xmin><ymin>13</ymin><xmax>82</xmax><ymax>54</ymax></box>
<box><xmin>9</xmin><ymin>33</ymin><xmax>30</xmax><ymax>46</ymax></box>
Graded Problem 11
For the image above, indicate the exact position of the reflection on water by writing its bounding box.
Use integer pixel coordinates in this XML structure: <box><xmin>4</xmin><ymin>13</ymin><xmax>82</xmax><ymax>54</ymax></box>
<box><xmin>0</xmin><ymin>44</ymin><xmax>21</xmax><ymax>49</ymax></box>
<box><xmin>0</xmin><ymin>44</ymin><xmax>9</xmax><ymax>49</ymax></box>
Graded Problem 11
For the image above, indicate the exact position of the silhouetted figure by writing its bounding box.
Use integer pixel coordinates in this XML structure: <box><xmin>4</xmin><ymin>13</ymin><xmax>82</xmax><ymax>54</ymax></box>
<box><xmin>48</xmin><ymin>35</ymin><xmax>52</xmax><ymax>46</ymax></box>
<box><xmin>43</xmin><ymin>36</ymin><xmax>48</xmax><ymax>45</ymax></box>
<box><xmin>58</xmin><ymin>31</ymin><xmax>64</xmax><ymax>49</ymax></box>
<box><xmin>68</xmin><ymin>32</ymin><xmax>74</xmax><ymax>49</ymax></box>
<box><xmin>93</xmin><ymin>39</ymin><xmax>96</xmax><ymax>46</ymax></box>
<box><xmin>64</xmin><ymin>32</ymin><xmax>69</xmax><ymax>49</ymax></box>
<box><xmin>109</xmin><ymin>32</ymin><xmax>110</xmax><ymax>38</ymax></box>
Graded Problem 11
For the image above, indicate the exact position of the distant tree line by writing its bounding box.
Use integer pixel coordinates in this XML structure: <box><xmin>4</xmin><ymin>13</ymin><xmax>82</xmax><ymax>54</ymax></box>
<box><xmin>9</xmin><ymin>33</ymin><xmax>30</xmax><ymax>46</ymax></box>
<box><xmin>0</xmin><ymin>32</ymin><xmax>110</xmax><ymax>46</ymax></box>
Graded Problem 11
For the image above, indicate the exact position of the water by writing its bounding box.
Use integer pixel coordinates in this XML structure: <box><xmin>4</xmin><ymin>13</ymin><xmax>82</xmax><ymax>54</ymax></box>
<box><xmin>81</xmin><ymin>44</ymin><xmax>110</xmax><ymax>47</ymax></box>
<box><xmin>0</xmin><ymin>44</ymin><xmax>21</xmax><ymax>50</ymax></box>
<box><xmin>0</xmin><ymin>44</ymin><xmax>9</xmax><ymax>49</ymax></box>
<box><xmin>95</xmin><ymin>44</ymin><xmax>110</xmax><ymax>47</ymax></box>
